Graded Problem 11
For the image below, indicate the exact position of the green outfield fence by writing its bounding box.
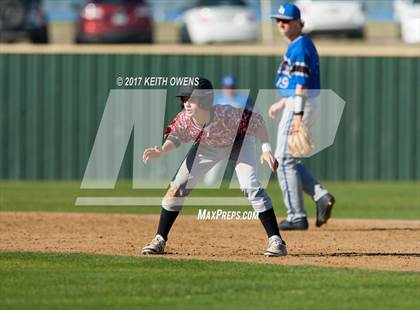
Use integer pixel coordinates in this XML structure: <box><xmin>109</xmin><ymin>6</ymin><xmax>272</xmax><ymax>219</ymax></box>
<box><xmin>0</xmin><ymin>45</ymin><xmax>419</xmax><ymax>181</ymax></box>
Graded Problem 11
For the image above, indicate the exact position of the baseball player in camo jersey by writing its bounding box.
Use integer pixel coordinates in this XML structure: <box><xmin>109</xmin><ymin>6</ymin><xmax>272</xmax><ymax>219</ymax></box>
<box><xmin>269</xmin><ymin>3</ymin><xmax>335</xmax><ymax>230</ymax></box>
<box><xmin>204</xmin><ymin>75</ymin><xmax>252</xmax><ymax>185</ymax></box>
<box><xmin>142</xmin><ymin>77</ymin><xmax>287</xmax><ymax>257</ymax></box>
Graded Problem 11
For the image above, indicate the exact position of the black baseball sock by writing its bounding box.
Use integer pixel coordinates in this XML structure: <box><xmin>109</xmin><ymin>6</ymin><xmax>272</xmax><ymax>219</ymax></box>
<box><xmin>258</xmin><ymin>208</ymin><xmax>281</xmax><ymax>239</ymax></box>
<box><xmin>156</xmin><ymin>208</ymin><xmax>180</xmax><ymax>241</ymax></box>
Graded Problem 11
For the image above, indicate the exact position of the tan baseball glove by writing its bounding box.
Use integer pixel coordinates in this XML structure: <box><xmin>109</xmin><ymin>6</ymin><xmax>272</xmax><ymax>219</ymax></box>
<box><xmin>288</xmin><ymin>123</ymin><xmax>315</xmax><ymax>157</ymax></box>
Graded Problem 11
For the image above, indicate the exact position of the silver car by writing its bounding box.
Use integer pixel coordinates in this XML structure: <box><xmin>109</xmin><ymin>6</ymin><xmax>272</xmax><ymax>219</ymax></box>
<box><xmin>180</xmin><ymin>0</ymin><xmax>257</xmax><ymax>44</ymax></box>
<box><xmin>394</xmin><ymin>0</ymin><xmax>420</xmax><ymax>43</ymax></box>
<box><xmin>296</xmin><ymin>0</ymin><xmax>366</xmax><ymax>38</ymax></box>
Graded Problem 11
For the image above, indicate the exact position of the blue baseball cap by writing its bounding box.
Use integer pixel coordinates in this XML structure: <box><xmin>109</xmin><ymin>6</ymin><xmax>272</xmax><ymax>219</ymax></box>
<box><xmin>271</xmin><ymin>3</ymin><xmax>301</xmax><ymax>20</ymax></box>
<box><xmin>221</xmin><ymin>75</ymin><xmax>237</xmax><ymax>88</ymax></box>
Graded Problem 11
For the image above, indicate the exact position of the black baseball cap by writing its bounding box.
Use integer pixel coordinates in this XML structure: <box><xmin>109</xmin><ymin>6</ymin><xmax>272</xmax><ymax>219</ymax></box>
<box><xmin>176</xmin><ymin>77</ymin><xmax>214</xmax><ymax>98</ymax></box>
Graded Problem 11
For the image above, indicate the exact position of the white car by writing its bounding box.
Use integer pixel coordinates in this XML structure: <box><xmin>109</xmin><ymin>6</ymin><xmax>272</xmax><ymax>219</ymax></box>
<box><xmin>295</xmin><ymin>0</ymin><xmax>366</xmax><ymax>38</ymax></box>
<box><xmin>394</xmin><ymin>0</ymin><xmax>420</xmax><ymax>43</ymax></box>
<box><xmin>180</xmin><ymin>0</ymin><xmax>257</xmax><ymax>44</ymax></box>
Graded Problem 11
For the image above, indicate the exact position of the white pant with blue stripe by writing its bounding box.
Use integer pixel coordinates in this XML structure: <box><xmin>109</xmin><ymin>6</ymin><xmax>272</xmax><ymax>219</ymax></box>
<box><xmin>274</xmin><ymin>97</ymin><xmax>328</xmax><ymax>222</ymax></box>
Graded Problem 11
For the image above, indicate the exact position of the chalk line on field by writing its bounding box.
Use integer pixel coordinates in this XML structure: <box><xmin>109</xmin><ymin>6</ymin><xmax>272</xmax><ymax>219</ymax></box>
<box><xmin>75</xmin><ymin>197</ymin><xmax>249</xmax><ymax>206</ymax></box>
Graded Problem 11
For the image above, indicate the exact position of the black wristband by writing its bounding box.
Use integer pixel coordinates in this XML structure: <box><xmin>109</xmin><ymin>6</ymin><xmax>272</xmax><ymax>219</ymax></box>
<box><xmin>294</xmin><ymin>111</ymin><xmax>304</xmax><ymax>116</ymax></box>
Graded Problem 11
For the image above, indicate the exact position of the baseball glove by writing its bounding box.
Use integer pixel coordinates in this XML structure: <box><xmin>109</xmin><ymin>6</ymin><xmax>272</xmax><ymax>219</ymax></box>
<box><xmin>288</xmin><ymin>123</ymin><xmax>315</xmax><ymax>157</ymax></box>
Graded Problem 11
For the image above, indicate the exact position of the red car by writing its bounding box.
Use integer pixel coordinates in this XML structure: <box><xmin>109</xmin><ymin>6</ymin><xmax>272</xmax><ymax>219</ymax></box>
<box><xmin>75</xmin><ymin>0</ymin><xmax>153</xmax><ymax>43</ymax></box>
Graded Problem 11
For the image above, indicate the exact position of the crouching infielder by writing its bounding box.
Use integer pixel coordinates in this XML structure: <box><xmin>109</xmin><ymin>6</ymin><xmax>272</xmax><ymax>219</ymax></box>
<box><xmin>142</xmin><ymin>78</ymin><xmax>287</xmax><ymax>257</ymax></box>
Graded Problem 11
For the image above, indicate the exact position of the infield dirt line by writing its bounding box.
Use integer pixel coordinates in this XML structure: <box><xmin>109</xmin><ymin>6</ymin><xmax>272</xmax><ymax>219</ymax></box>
<box><xmin>1</xmin><ymin>212</ymin><xmax>419</xmax><ymax>272</ymax></box>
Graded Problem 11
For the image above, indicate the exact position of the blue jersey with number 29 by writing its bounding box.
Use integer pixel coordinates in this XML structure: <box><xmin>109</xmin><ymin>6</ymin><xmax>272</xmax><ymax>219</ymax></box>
<box><xmin>275</xmin><ymin>35</ymin><xmax>320</xmax><ymax>97</ymax></box>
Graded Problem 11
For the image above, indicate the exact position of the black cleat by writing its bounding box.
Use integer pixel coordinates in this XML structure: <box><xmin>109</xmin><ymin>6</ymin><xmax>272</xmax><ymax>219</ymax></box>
<box><xmin>316</xmin><ymin>193</ymin><xmax>335</xmax><ymax>227</ymax></box>
<box><xmin>278</xmin><ymin>218</ymin><xmax>309</xmax><ymax>231</ymax></box>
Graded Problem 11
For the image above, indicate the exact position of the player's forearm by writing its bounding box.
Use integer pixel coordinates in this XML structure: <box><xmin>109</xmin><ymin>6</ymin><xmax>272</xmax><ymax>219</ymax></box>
<box><xmin>256</xmin><ymin>125</ymin><xmax>275</xmax><ymax>156</ymax></box>
<box><xmin>295</xmin><ymin>85</ymin><xmax>306</xmax><ymax>96</ymax></box>
<box><xmin>273</xmin><ymin>99</ymin><xmax>286</xmax><ymax>111</ymax></box>
<box><xmin>294</xmin><ymin>113</ymin><xmax>303</xmax><ymax>122</ymax></box>
<box><xmin>160</xmin><ymin>140</ymin><xmax>176</xmax><ymax>154</ymax></box>
<box><xmin>255</xmin><ymin>125</ymin><xmax>269</xmax><ymax>144</ymax></box>
<box><xmin>294</xmin><ymin>85</ymin><xmax>307</xmax><ymax>115</ymax></box>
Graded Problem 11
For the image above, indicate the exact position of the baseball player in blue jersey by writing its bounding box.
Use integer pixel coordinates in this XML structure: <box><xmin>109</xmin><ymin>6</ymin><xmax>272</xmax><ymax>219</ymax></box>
<box><xmin>269</xmin><ymin>3</ymin><xmax>335</xmax><ymax>230</ymax></box>
<box><xmin>214</xmin><ymin>75</ymin><xmax>252</xmax><ymax>109</ymax></box>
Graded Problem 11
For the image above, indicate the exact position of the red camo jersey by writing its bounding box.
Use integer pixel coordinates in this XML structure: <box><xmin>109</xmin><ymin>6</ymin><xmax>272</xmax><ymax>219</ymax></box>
<box><xmin>163</xmin><ymin>105</ymin><xmax>264</xmax><ymax>147</ymax></box>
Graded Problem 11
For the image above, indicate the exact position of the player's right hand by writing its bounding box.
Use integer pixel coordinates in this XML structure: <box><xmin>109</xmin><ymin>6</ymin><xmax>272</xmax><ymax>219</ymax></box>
<box><xmin>142</xmin><ymin>146</ymin><xmax>162</xmax><ymax>164</ymax></box>
<box><xmin>268</xmin><ymin>98</ymin><xmax>286</xmax><ymax>120</ymax></box>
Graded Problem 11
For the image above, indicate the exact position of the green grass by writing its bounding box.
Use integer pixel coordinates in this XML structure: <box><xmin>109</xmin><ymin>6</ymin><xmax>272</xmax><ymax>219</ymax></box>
<box><xmin>0</xmin><ymin>252</ymin><xmax>419</xmax><ymax>310</ymax></box>
<box><xmin>0</xmin><ymin>181</ymin><xmax>419</xmax><ymax>220</ymax></box>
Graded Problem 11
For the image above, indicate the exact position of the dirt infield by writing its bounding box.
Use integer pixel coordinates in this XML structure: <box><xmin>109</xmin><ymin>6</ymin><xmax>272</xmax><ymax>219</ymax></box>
<box><xmin>1</xmin><ymin>212</ymin><xmax>419</xmax><ymax>272</ymax></box>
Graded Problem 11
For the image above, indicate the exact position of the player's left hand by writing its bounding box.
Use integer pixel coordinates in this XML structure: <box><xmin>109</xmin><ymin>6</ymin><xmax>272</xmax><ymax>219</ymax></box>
<box><xmin>288</xmin><ymin>123</ymin><xmax>315</xmax><ymax>157</ymax></box>
<box><xmin>260</xmin><ymin>151</ymin><xmax>279</xmax><ymax>172</ymax></box>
